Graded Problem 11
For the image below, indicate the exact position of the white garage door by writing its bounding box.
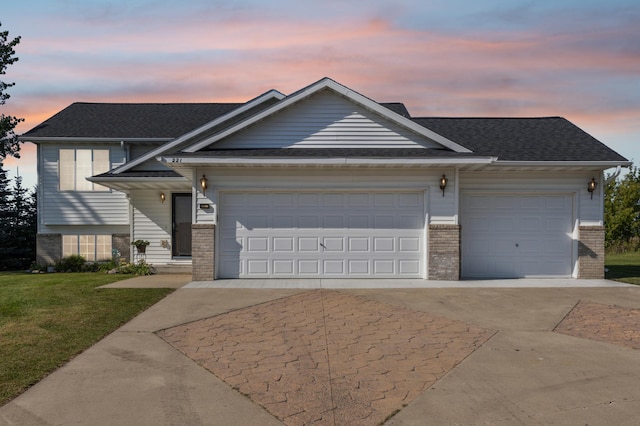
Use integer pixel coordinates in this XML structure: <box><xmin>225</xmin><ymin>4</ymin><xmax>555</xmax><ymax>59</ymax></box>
<box><xmin>461</xmin><ymin>193</ymin><xmax>573</xmax><ymax>278</ymax></box>
<box><xmin>218</xmin><ymin>191</ymin><xmax>425</xmax><ymax>278</ymax></box>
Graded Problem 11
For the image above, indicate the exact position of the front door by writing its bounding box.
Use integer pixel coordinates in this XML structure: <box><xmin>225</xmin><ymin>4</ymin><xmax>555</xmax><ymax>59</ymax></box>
<box><xmin>172</xmin><ymin>193</ymin><xmax>192</xmax><ymax>257</ymax></box>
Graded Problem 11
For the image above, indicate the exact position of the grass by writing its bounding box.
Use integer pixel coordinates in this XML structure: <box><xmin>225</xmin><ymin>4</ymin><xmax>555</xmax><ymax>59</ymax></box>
<box><xmin>606</xmin><ymin>251</ymin><xmax>640</xmax><ymax>285</ymax></box>
<box><xmin>0</xmin><ymin>272</ymin><xmax>174</xmax><ymax>406</ymax></box>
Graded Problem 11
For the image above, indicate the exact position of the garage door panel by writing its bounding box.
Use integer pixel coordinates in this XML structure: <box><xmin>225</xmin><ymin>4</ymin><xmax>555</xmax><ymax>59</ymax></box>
<box><xmin>462</xmin><ymin>193</ymin><xmax>572</xmax><ymax>278</ymax></box>
<box><xmin>299</xmin><ymin>260</ymin><xmax>319</xmax><ymax>274</ymax></box>
<box><xmin>324</xmin><ymin>260</ymin><xmax>344</xmax><ymax>274</ymax></box>
<box><xmin>398</xmin><ymin>192</ymin><xmax>421</xmax><ymax>207</ymax></box>
<box><xmin>399</xmin><ymin>237</ymin><xmax>420</xmax><ymax>252</ymax></box>
<box><xmin>273</xmin><ymin>238</ymin><xmax>294</xmax><ymax>252</ymax></box>
<box><xmin>349</xmin><ymin>237</ymin><xmax>370</xmax><ymax>252</ymax></box>
<box><xmin>323</xmin><ymin>237</ymin><xmax>344</xmax><ymax>252</ymax></box>
<box><xmin>219</xmin><ymin>190</ymin><xmax>424</xmax><ymax>278</ymax></box>
<box><xmin>273</xmin><ymin>260</ymin><xmax>294</xmax><ymax>275</ymax></box>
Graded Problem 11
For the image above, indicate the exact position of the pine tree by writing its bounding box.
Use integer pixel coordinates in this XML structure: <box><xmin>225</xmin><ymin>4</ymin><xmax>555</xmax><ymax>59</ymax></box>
<box><xmin>0</xmin><ymin>22</ymin><xmax>23</xmax><ymax>159</ymax></box>
<box><xmin>0</xmin><ymin>163</ymin><xmax>13</xmax><ymax>269</ymax></box>
<box><xmin>10</xmin><ymin>173</ymin><xmax>36</xmax><ymax>267</ymax></box>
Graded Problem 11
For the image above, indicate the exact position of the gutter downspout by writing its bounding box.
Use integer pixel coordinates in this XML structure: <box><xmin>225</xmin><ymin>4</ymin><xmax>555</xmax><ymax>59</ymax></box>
<box><xmin>604</xmin><ymin>166</ymin><xmax>622</xmax><ymax>185</ymax></box>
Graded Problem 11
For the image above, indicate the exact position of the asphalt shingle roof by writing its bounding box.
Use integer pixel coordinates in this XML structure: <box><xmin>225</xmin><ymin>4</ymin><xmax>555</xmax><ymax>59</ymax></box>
<box><xmin>22</xmin><ymin>101</ymin><xmax>629</xmax><ymax>163</ymax></box>
<box><xmin>22</xmin><ymin>103</ymin><xmax>243</xmax><ymax>139</ymax></box>
<box><xmin>412</xmin><ymin>117</ymin><xmax>628</xmax><ymax>162</ymax></box>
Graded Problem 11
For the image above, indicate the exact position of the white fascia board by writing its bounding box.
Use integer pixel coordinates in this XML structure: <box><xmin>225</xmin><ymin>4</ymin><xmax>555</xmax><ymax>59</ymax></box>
<box><xmin>495</xmin><ymin>160</ymin><xmax>632</xmax><ymax>168</ymax></box>
<box><xmin>109</xmin><ymin>89</ymin><xmax>286</xmax><ymax>174</ymax></box>
<box><xmin>87</xmin><ymin>176</ymin><xmax>188</xmax><ymax>184</ymax></box>
<box><xmin>18</xmin><ymin>137</ymin><xmax>172</xmax><ymax>143</ymax></box>
<box><xmin>183</xmin><ymin>77</ymin><xmax>472</xmax><ymax>154</ymax></box>
<box><xmin>159</xmin><ymin>155</ymin><xmax>495</xmax><ymax>166</ymax></box>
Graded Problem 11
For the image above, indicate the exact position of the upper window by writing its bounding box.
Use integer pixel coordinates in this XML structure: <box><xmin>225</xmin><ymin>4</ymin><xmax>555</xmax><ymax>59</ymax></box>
<box><xmin>59</xmin><ymin>149</ymin><xmax>110</xmax><ymax>191</ymax></box>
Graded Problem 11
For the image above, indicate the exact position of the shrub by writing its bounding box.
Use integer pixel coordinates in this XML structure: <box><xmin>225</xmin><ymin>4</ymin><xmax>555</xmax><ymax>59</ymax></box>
<box><xmin>54</xmin><ymin>255</ymin><xmax>86</xmax><ymax>272</ymax></box>
<box><xmin>117</xmin><ymin>260</ymin><xmax>153</xmax><ymax>276</ymax></box>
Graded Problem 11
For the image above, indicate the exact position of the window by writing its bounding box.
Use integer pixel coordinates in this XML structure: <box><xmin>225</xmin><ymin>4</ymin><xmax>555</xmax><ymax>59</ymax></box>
<box><xmin>62</xmin><ymin>235</ymin><xmax>112</xmax><ymax>261</ymax></box>
<box><xmin>59</xmin><ymin>149</ymin><xmax>110</xmax><ymax>191</ymax></box>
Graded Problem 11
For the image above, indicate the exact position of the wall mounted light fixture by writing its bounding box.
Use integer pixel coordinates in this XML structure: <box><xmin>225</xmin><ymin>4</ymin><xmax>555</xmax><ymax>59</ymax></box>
<box><xmin>160</xmin><ymin>192</ymin><xmax>166</xmax><ymax>204</ymax></box>
<box><xmin>200</xmin><ymin>174</ymin><xmax>208</xmax><ymax>194</ymax></box>
<box><xmin>587</xmin><ymin>177</ymin><xmax>597</xmax><ymax>199</ymax></box>
<box><xmin>440</xmin><ymin>174</ymin><xmax>448</xmax><ymax>197</ymax></box>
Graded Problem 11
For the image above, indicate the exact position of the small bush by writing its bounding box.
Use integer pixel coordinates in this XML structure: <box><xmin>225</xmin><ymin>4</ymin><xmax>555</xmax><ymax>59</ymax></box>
<box><xmin>117</xmin><ymin>260</ymin><xmax>153</xmax><ymax>276</ymax></box>
<box><xmin>55</xmin><ymin>255</ymin><xmax>86</xmax><ymax>272</ymax></box>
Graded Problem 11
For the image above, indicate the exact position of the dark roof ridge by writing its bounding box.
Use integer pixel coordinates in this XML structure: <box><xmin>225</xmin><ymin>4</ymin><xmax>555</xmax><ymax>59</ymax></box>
<box><xmin>413</xmin><ymin>116</ymin><xmax>565</xmax><ymax>120</ymax></box>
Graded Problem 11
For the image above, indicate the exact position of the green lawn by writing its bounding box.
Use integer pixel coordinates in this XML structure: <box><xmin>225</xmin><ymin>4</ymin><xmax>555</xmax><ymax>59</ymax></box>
<box><xmin>606</xmin><ymin>251</ymin><xmax>640</xmax><ymax>285</ymax></box>
<box><xmin>0</xmin><ymin>273</ymin><xmax>174</xmax><ymax>406</ymax></box>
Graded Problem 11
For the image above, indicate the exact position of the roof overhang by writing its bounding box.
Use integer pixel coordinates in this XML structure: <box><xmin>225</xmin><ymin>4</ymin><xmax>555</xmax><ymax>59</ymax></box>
<box><xmin>159</xmin><ymin>154</ymin><xmax>497</xmax><ymax>169</ymax></box>
<box><xmin>18</xmin><ymin>136</ymin><xmax>173</xmax><ymax>143</ymax></box>
<box><xmin>87</xmin><ymin>175</ymin><xmax>191</xmax><ymax>192</ymax></box>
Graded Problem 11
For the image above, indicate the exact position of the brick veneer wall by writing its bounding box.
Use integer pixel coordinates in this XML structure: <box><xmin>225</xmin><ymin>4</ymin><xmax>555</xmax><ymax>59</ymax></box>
<box><xmin>578</xmin><ymin>225</ymin><xmax>605</xmax><ymax>279</ymax></box>
<box><xmin>192</xmin><ymin>224</ymin><xmax>215</xmax><ymax>281</ymax></box>
<box><xmin>36</xmin><ymin>233</ymin><xmax>62</xmax><ymax>266</ymax></box>
<box><xmin>112</xmin><ymin>234</ymin><xmax>130</xmax><ymax>262</ymax></box>
<box><xmin>428</xmin><ymin>224</ymin><xmax>460</xmax><ymax>280</ymax></box>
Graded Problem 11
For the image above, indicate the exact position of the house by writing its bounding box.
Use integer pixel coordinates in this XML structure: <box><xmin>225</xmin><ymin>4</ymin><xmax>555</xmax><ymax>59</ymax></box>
<box><xmin>21</xmin><ymin>77</ymin><xmax>630</xmax><ymax>281</ymax></box>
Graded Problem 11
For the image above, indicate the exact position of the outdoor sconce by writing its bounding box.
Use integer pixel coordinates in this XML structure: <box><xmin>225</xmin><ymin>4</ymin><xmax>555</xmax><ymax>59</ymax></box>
<box><xmin>587</xmin><ymin>177</ymin><xmax>597</xmax><ymax>199</ymax></box>
<box><xmin>160</xmin><ymin>192</ymin><xmax>166</xmax><ymax>204</ymax></box>
<box><xmin>440</xmin><ymin>174</ymin><xmax>448</xmax><ymax>197</ymax></box>
<box><xmin>200</xmin><ymin>174</ymin><xmax>208</xmax><ymax>194</ymax></box>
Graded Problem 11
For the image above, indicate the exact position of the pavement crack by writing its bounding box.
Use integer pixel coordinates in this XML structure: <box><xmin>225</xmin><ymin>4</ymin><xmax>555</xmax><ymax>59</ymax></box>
<box><xmin>319</xmin><ymin>290</ymin><xmax>337</xmax><ymax>425</ymax></box>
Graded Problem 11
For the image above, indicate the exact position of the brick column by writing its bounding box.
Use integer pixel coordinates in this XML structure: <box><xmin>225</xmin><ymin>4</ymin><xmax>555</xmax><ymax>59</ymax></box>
<box><xmin>578</xmin><ymin>226</ymin><xmax>605</xmax><ymax>279</ymax></box>
<box><xmin>192</xmin><ymin>224</ymin><xmax>215</xmax><ymax>281</ymax></box>
<box><xmin>428</xmin><ymin>224</ymin><xmax>460</xmax><ymax>280</ymax></box>
<box><xmin>36</xmin><ymin>233</ymin><xmax>62</xmax><ymax>266</ymax></box>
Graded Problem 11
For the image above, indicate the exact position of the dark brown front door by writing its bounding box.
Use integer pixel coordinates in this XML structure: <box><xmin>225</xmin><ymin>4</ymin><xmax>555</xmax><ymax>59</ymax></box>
<box><xmin>172</xmin><ymin>193</ymin><xmax>192</xmax><ymax>257</ymax></box>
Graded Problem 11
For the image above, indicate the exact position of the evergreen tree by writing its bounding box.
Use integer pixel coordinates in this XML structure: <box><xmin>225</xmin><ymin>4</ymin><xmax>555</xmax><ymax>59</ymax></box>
<box><xmin>0</xmin><ymin>163</ymin><xmax>13</xmax><ymax>269</ymax></box>
<box><xmin>0</xmin><ymin>22</ymin><xmax>23</xmax><ymax>159</ymax></box>
<box><xmin>10</xmin><ymin>173</ymin><xmax>36</xmax><ymax>267</ymax></box>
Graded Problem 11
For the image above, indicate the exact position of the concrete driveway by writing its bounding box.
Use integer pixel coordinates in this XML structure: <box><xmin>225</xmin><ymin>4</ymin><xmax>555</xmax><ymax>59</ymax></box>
<box><xmin>1</xmin><ymin>279</ymin><xmax>640</xmax><ymax>425</ymax></box>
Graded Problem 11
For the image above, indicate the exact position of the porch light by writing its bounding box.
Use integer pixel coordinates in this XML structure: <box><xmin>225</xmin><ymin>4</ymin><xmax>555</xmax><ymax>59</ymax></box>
<box><xmin>440</xmin><ymin>174</ymin><xmax>448</xmax><ymax>197</ymax></box>
<box><xmin>588</xmin><ymin>177</ymin><xmax>597</xmax><ymax>199</ymax></box>
<box><xmin>160</xmin><ymin>192</ymin><xmax>166</xmax><ymax>204</ymax></box>
<box><xmin>200</xmin><ymin>174</ymin><xmax>208</xmax><ymax>194</ymax></box>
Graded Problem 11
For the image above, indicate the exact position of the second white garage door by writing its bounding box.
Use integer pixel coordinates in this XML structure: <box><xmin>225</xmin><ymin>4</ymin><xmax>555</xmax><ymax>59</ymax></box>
<box><xmin>218</xmin><ymin>191</ymin><xmax>425</xmax><ymax>278</ymax></box>
<box><xmin>461</xmin><ymin>193</ymin><xmax>574</xmax><ymax>278</ymax></box>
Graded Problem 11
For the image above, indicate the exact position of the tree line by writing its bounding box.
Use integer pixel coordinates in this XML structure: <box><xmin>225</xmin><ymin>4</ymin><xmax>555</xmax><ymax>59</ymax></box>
<box><xmin>605</xmin><ymin>166</ymin><xmax>640</xmax><ymax>253</ymax></box>
<box><xmin>0</xmin><ymin>166</ymin><xmax>36</xmax><ymax>269</ymax></box>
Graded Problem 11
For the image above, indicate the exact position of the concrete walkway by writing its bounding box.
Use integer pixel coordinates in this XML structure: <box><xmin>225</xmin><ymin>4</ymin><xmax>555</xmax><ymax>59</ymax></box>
<box><xmin>2</xmin><ymin>279</ymin><xmax>640</xmax><ymax>425</ymax></box>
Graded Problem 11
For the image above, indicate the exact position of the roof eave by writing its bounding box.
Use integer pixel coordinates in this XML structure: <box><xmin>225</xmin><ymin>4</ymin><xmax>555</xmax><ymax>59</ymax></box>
<box><xmin>87</xmin><ymin>175</ymin><xmax>190</xmax><ymax>192</ymax></box>
<box><xmin>494</xmin><ymin>160</ymin><xmax>632</xmax><ymax>168</ymax></box>
<box><xmin>18</xmin><ymin>136</ymin><xmax>172</xmax><ymax>143</ymax></box>
<box><xmin>158</xmin><ymin>155</ymin><xmax>496</xmax><ymax>167</ymax></box>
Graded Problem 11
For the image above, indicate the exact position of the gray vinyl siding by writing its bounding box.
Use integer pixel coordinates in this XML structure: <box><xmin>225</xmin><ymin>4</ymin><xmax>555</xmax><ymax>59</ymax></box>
<box><xmin>40</xmin><ymin>143</ymin><xmax>129</xmax><ymax>226</ymax></box>
<box><xmin>130</xmin><ymin>190</ymin><xmax>173</xmax><ymax>264</ymax></box>
<box><xmin>213</xmin><ymin>90</ymin><xmax>441</xmax><ymax>149</ymax></box>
